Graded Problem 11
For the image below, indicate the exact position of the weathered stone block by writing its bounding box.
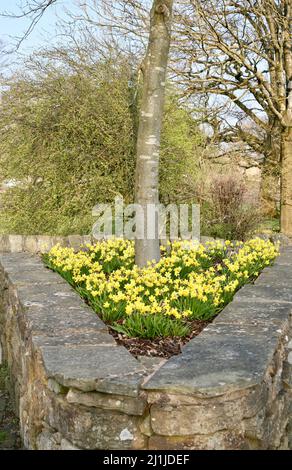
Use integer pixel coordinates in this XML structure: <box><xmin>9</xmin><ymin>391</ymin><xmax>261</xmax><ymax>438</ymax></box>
<box><xmin>9</xmin><ymin>236</ymin><xmax>24</xmax><ymax>253</ymax></box>
<box><xmin>36</xmin><ymin>430</ymin><xmax>60</xmax><ymax>450</ymax></box>
<box><xmin>68</xmin><ymin>236</ymin><xmax>84</xmax><ymax>251</ymax></box>
<box><xmin>21</xmin><ymin>304</ymin><xmax>107</xmax><ymax>336</ymax></box>
<box><xmin>33</xmin><ymin>329</ymin><xmax>116</xmax><ymax>347</ymax></box>
<box><xmin>66</xmin><ymin>388</ymin><xmax>147</xmax><ymax>416</ymax></box>
<box><xmin>60</xmin><ymin>438</ymin><xmax>80</xmax><ymax>450</ymax></box>
<box><xmin>234</xmin><ymin>284</ymin><xmax>292</xmax><ymax>304</ymax></box>
<box><xmin>47</xmin><ymin>379</ymin><xmax>68</xmax><ymax>395</ymax></box>
<box><xmin>23</xmin><ymin>237</ymin><xmax>39</xmax><ymax>254</ymax></box>
<box><xmin>149</xmin><ymin>382</ymin><xmax>267</xmax><ymax>437</ymax></box>
<box><xmin>148</xmin><ymin>432</ymin><xmax>248</xmax><ymax>450</ymax></box>
<box><xmin>282</xmin><ymin>361</ymin><xmax>292</xmax><ymax>387</ymax></box>
<box><xmin>0</xmin><ymin>253</ymin><xmax>44</xmax><ymax>272</ymax></box>
<box><xmin>41</xmin><ymin>344</ymin><xmax>145</xmax><ymax>395</ymax></box>
<box><xmin>214</xmin><ymin>299</ymin><xmax>292</xmax><ymax>329</ymax></box>
<box><xmin>36</xmin><ymin>236</ymin><xmax>56</xmax><ymax>253</ymax></box>
<box><xmin>6</xmin><ymin>268</ymin><xmax>66</xmax><ymax>287</ymax></box>
<box><xmin>0</xmin><ymin>235</ymin><xmax>11</xmax><ymax>252</ymax></box>
<box><xmin>42</xmin><ymin>390</ymin><xmax>147</xmax><ymax>450</ymax></box>
<box><xmin>140</xmin><ymin>415</ymin><xmax>152</xmax><ymax>437</ymax></box>
<box><xmin>143</xmin><ymin>324</ymin><xmax>282</xmax><ymax>397</ymax></box>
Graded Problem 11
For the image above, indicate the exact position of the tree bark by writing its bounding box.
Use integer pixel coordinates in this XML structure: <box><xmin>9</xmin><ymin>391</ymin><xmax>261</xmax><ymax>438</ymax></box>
<box><xmin>260</xmin><ymin>122</ymin><xmax>281</xmax><ymax>217</ymax></box>
<box><xmin>134</xmin><ymin>0</ymin><xmax>173</xmax><ymax>267</ymax></box>
<box><xmin>280</xmin><ymin>125</ymin><xmax>292</xmax><ymax>235</ymax></box>
<box><xmin>280</xmin><ymin>1</ymin><xmax>292</xmax><ymax>235</ymax></box>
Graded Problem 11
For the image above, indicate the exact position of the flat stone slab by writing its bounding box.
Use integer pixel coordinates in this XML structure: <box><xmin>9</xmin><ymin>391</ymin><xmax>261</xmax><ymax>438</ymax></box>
<box><xmin>4</xmin><ymin>268</ymin><xmax>66</xmax><ymax>286</ymax></box>
<box><xmin>15</xmin><ymin>283</ymin><xmax>91</xmax><ymax>312</ymax></box>
<box><xmin>254</xmin><ymin>264</ymin><xmax>292</xmax><ymax>287</ymax></box>
<box><xmin>214</xmin><ymin>299</ymin><xmax>292</xmax><ymax>328</ymax></box>
<box><xmin>233</xmin><ymin>283</ymin><xmax>292</xmax><ymax>304</ymax></box>
<box><xmin>143</xmin><ymin>323</ymin><xmax>282</xmax><ymax>396</ymax></box>
<box><xmin>274</xmin><ymin>247</ymin><xmax>292</xmax><ymax>266</ymax></box>
<box><xmin>41</xmin><ymin>345</ymin><xmax>146</xmax><ymax>395</ymax></box>
<box><xmin>0</xmin><ymin>253</ymin><xmax>70</xmax><ymax>288</ymax></box>
<box><xmin>33</xmin><ymin>329</ymin><xmax>116</xmax><ymax>347</ymax></box>
<box><xmin>0</xmin><ymin>253</ymin><xmax>44</xmax><ymax>270</ymax></box>
<box><xmin>22</xmin><ymin>303</ymin><xmax>107</xmax><ymax>333</ymax></box>
<box><xmin>66</xmin><ymin>388</ymin><xmax>147</xmax><ymax>416</ymax></box>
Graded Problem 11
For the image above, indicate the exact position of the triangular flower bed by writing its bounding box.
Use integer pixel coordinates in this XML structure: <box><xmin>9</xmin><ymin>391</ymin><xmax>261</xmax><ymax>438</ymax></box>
<box><xmin>0</xmin><ymin>243</ymin><xmax>291</xmax><ymax>450</ymax></box>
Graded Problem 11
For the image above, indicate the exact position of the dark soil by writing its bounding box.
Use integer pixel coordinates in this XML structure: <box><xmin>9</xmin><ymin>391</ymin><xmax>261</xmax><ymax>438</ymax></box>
<box><xmin>0</xmin><ymin>365</ymin><xmax>21</xmax><ymax>450</ymax></box>
<box><xmin>111</xmin><ymin>319</ymin><xmax>210</xmax><ymax>358</ymax></box>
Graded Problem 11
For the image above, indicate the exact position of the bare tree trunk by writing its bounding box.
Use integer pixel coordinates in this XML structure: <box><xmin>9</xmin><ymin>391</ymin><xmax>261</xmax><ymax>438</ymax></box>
<box><xmin>281</xmin><ymin>125</ymin><xmax>292</xmax><ymax>235</ymax></box>
<box><xmin>134</xmin><ymin>0</ymin><xmax>174</xmax><ymax>267</ymax></box>
<box><xmin>280</xmin><ymin>1</ymin><xmax>292</xmax><ymax>236</ymax></box>
<box><xmin>260</xmin><ymin>122</ymin><xmax>281</xmax><ymax>217</ymax></box>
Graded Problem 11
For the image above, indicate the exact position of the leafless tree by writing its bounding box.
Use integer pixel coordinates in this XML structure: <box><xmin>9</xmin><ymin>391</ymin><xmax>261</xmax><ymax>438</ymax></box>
<box><xmin>0</xmin><ymin>0</ymin><xmax>58</xmax><ymax>50</ymax></box>
<box><xmin>174</xmin><ymin>0</ymin><xmax>292</xmax><ymax>233</ymax></box>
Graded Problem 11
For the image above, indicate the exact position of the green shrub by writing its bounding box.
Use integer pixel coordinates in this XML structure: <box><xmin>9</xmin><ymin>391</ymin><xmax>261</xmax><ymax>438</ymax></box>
<box><xmin>0</xmin><ymin>52</ymin><xmax>203</xmax><ymax>235</ymax></box>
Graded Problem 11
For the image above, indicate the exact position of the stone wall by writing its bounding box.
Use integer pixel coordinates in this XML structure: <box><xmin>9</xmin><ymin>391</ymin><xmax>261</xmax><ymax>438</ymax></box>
<box><xmin>1</xmin><ymin>234</ymin><xmax>288</xmax><ymax>255</ymax></box>
<box><xmin>0</xmin><ymin>235</ymin><xmax>222</xmax><ymax>254</ymax></box>
<box><xmin>0</xmin><ymin>249</ymin><xmax>292</xmax><ymax>450</ymax></box>
<box><xmin>0</xmin><ymin>235</ymin><xmax>93</xmax><ymax>254</ymax></box>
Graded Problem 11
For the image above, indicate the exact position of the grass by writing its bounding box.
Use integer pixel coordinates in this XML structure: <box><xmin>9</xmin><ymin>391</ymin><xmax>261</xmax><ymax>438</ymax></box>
<box><xmin>257</xmin><ymin>218</ymin><xmax>280</xmax><ymax>233</ymax></box>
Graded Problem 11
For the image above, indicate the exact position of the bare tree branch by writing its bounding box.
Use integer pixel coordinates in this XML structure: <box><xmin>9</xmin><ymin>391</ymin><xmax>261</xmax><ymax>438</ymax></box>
<box><xmin>0</xmin><ymin>0</ymin><xmax>58</xmax><ymax>50</ymax></box>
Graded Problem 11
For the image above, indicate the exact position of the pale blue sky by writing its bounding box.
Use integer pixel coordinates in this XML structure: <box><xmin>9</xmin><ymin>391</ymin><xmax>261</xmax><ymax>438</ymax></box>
<box><xmin>0</xmin><ymin>0</ymin><xmax>74</xmax><ymax>54</ymax></box>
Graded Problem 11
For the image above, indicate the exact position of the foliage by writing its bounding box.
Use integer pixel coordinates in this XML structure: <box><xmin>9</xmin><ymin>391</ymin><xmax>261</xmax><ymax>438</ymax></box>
<box><xmin>0</xmin><ymin>431</ymin><xmax>8</xmax><ymax>444</ymax></box>
<box><xmin>0</xmin><ymin>53</ymin><xmax>203</xmax><ymax>235</ymax></box>
<box><xmin>44</xmin><ymin>237</ymin><xmax>279</xmax><ymax>339</ymax></box>
<box><xmin>177</xmin><ymin>0</ymin><xmax>291</xmax><ymax>166</ymax></box>
<box><xmin>257</xmin><ymin>218</ymin><xmax>280</xmax><ymax>234</ymax></box>
<box><xmin>0</xmin><ymin>58</ymin><xmax>136</xmax><ymax>235</ymax></box>
<box><xmin>160</xmin><ymin>94</ymin><xmax>206</xmax><ymax>204</ymax></box>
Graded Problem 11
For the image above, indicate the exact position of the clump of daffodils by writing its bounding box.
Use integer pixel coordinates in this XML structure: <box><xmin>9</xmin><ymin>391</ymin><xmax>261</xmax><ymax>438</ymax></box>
<box><xmin>44</xmin><ymin>238</ymin><xmax>279</xmax><ymax>339</ymax></box>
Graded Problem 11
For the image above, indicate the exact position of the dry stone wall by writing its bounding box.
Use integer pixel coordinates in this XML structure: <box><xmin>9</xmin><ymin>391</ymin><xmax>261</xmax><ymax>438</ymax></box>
<box><xmin>0</xmin><ymin>249</ymin><xmax>292</xmax><ymax>450</ymax></box>
<box><xmin>0</xmin><ymin>235</ymin><xmax>93</xmax><ymax>254</ymax></box>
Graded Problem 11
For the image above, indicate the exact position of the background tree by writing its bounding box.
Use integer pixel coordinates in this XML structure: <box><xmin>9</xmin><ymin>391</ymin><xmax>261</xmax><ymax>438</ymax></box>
<box><xmin>1</xmin><ymin>0</ymin><xmax>58</xmax><ymax>50</ymax></box>
<box><xmin>0</xmin><ymin>39</ymin><xmax>202</xmax><ymax>235</ymax></box>
<box><xmin>175</xmin><ymin>0</ymin><xmax>292</xmax><ymax>231</ymax></box>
